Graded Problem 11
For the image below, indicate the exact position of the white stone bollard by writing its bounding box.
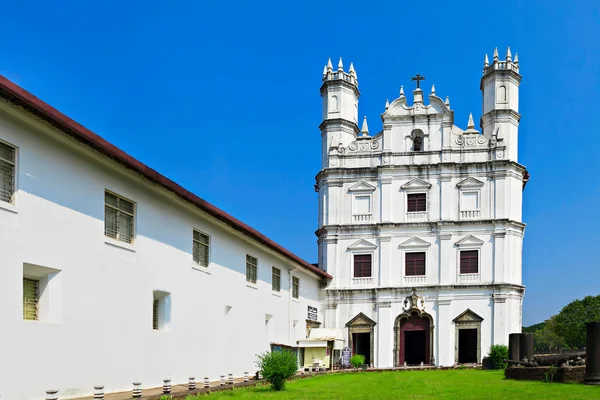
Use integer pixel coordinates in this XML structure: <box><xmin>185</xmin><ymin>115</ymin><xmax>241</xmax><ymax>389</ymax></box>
<box><xmin>93</xmin><ymin>385</ymin><xmax>105</xmax><ymax>400</ymax></box>
<box><xmin>403</xmin><ymin>361</ymin><xmax>407</xmax><ymax>368</ymax></box>
<box><xmin>163</xmin><ymin>379</ymin><xmax>171</xmax><ymax>394</ymax></box>
<box><xmin>188</xmin><ymin>377</ymin><xmax>196</xmax><ymax>390</ymax></box>
<box><xmin>203</xmin><ymin>377</ymin><xmax>210</xmax><ymax>388</ymax></box>
<box><xmin>46</xmin><ymin>390</ymin><xmax>59</xmax><ymax>400</ymax></box>
<box><xmin>219</xmin><ymin>375</ymin><xmax>225</xmax><ymax>386</ymax></box>
<box><xmin>243</xmin><ymin>372</ymin><xmax>249</xmax><ymax>382</ymax></box>
<box><xmin>228</xmin><ymin>373</ymin><xmax>234</xmax><ymax>384</ymax></box>
<box><xmin>132</xmin><ymin>382</ymin><xmax>142</xmax><ymax>399</ymax></box>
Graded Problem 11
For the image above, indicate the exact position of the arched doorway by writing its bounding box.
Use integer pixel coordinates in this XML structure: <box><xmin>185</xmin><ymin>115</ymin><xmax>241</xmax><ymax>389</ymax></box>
<box><xmin>394</xmin><ymin>311</ymin><xmax>434</xmax><ymax>366</ymax></box>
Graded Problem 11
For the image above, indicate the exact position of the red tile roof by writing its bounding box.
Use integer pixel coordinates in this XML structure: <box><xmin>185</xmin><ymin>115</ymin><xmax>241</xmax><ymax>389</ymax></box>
<box><xmin>0</xmin><ymin>75</ymin><xmax>331</xmax><ymax>280</ymax></box>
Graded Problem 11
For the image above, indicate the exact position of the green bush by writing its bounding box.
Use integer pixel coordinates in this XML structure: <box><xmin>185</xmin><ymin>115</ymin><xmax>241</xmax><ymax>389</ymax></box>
<box><xmin>350</xmin><ymin>354</ymin><xmax>366</xmax><ymax>369</ymax></box>
<box><xmin>256</xmin><ymin>350</ymin><xmax>298</xmax><ymax>391</ymax></box>
<box><xmin>487</xmin><ymin>344</ymin><xmax>509</xmax><ymax>369</ymax></box>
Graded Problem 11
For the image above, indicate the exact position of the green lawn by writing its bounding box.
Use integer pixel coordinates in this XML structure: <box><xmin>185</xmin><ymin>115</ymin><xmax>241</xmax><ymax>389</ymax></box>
<box><xmin>201</xmin><ymin>370</ymin><xmax>600</xmax><ymax>400</ymax></box>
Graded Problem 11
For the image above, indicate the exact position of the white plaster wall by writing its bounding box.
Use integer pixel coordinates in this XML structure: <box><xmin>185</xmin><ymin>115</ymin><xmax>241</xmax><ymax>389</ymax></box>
<box><xmin>0</xmin><ymin>107</ymin><xmax>323</xmax><ymax>400</ymax></box>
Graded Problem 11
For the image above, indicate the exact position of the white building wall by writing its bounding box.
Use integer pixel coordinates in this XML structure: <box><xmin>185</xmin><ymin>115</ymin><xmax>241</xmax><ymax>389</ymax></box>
<box><xmin>0</xmin><ymin>105</ymin><xmax>323</xmax><ymax>400</ymax></box>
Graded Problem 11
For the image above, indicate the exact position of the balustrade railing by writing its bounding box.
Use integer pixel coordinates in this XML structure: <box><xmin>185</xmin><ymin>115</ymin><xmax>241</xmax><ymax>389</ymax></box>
<box><xmin>460</xmin><ymin>210</ymin><xmax>480</xmax><ymax>219</ymax></box>
<box><xmin>353</xmin><ymin>213</ymin><xmax>372</xmax><ymax>222</ymax></box>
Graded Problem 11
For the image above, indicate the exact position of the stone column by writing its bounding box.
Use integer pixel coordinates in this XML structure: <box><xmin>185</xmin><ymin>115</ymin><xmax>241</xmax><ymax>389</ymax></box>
<box><xmin>437</xmin><ymin>298</ymin><xmax>452</xmax><ymax>366</ymax></box>
<box><xmin>508</xmin><ymin>333</ymin><xmax>521</xmax><ymax>361</ymax></box>
<box><xmin>492</xmin><ymin>295</ymin><xmax>507</xmax><ymax>345</ymax></box>
<box><xmin>585</xmin><ymin>321</ymin><xmax>600</xmax><ymax>385</ymax></box>
<box><xmin>519</xmin><ymin>333</ymin><xmax>533</xmax><ymax>360</ymax></box>
<box><xmin>376</xmin><ymin>300</ymin><xmax>392</xmax><ymax>368</ymax></box>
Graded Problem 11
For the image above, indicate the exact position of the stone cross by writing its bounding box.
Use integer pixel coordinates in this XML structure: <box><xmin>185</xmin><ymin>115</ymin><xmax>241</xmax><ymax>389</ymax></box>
<box><xmin>411</xmin><ymin>74</ymin><xmax>426</xmax><ymax>89</ymax></box>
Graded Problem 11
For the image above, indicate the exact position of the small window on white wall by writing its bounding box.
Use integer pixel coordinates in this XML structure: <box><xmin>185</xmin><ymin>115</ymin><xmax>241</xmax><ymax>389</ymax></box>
<box><xmin>461</xmin><ymin>191</ymin><xmax>479</xmax><ymax>211</ymax></box>
<box><xmin>354</xmin><ymin>195</ymin><xmax>371</xmax><ymax>215</ymax></box>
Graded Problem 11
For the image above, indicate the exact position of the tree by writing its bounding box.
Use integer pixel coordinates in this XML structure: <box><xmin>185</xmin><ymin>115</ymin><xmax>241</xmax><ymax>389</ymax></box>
<box><xmin>256</xmin><ymin>350</ymin><xmax>298</xmax><ymax>391</ymax></box>
<box><xmin>533</xmin><ymin>317</ymin><xmax>566</xmax><ymax>353</ymax></box>
<box><xmin>553</xmin><ymin>295</ymin><xmax>600</xmax><ymax>349</ymax></box>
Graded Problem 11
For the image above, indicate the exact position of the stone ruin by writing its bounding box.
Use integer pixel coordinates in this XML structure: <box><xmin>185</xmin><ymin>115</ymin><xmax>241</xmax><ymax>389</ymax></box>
<box><xmin>505</xmin><ymin>321</ymin><xmax>599</xmax><ymax>385</ymax></box>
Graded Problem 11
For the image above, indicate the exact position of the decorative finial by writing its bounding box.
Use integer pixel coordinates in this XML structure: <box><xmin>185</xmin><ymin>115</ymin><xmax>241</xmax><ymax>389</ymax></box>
<box><xmin>349</xmin><ymin>62</ymin><xmax>355</xmax><ymax>75</ymax></box>
<box><xmin>431</xmin><ymin>84</ymin><xmax>436</xmax><ymax>95</ymax></box>
<box><xmin>322</xmin><ymin>65</ymin><xmax>327</xmax><ymax>76</ymax></box>
<box><xmin>445</xmin><ymin>96</ymin><xmax>450</xmax><ymax>107</ymax></box>
<box><xmin>506</xmin><ymin>47</ymin><xmax>512</xmax><ymax>62</ymax></box>
<box><xmin>361</xmin><ymin>116</ymin><xmax>369</xmax><ymax>136</ymax></box>
<box><xmin>385</xmin><ymin>99</ymin><xmax>389</xmax><ymax>109</ymax></box>
<box><xmin>514</xmin><ymin>53</ymin><xmax>519</xmax><ymax>64</ymax></box>
<box><xmin>467</xmin><ymin>113</ymin><xmax>475</xmax><ymax>129</ymax></box>
<box><xmin>400</xmin><ymin>85</ymin><xmax>405</xmax><ymax>97</ymax></box>
<box><xmin>338</xmin><ymin>57</ymin><xmax>344</xmax><ymax>71</ymax></box>
<box><xmin>493</xmin><ymin>47</ymin><xmax>499</xmax><ymax>61</ymax></box>
<box><xmin>484</xmin><ymin>54</ymin><xmax>489</xmax><ymax>67</ymax></box>
<box><xmin>327</xmin><ymin>58</ymin><xmax>333</xmax><ymax>71</ymax></box>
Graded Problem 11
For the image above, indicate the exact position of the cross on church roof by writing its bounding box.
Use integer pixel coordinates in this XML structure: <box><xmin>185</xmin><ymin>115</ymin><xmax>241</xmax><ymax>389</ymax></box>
<box><xmin>411</xmin><ymin>74</ymin><xmax>425</xmax><ymax>89</ymax></box>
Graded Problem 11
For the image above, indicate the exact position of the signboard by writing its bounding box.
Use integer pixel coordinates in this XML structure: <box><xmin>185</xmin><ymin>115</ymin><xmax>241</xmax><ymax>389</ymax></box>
<box><xmin>341</xmin><ymin>347</ymin><xmax>352</xmax><ymax>368</ymax></box>
<box><xmin>307</xmin><ymin>306</ymin><xmax>318</xmax><ymax>321</ymax></box>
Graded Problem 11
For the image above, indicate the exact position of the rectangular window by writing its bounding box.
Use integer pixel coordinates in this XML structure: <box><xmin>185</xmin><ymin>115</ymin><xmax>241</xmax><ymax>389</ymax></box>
<box><xmin>0</xmin><ymin>141</ymin><xmax>16</xmax><ymax>204</ymax></box>
<box><xmin>461</xmin><ymin>192</ymin><xmax>479</xmax><ymax>211</ymax></box>
<box><xmin>353</xmin><ymin>254</ymin><xmax>372</xmax><ymax>278</ymax></box>
<box><xmin>104</xmin><ymin>191</ymin><xmax>135</xmax><ymax>243</ymax></box>
<box><xmin>407</xmin><ymin>193</ymin><xmax>427</xmax><ymax>212</ymax></box>
<box><xmin>23</xmin><ymin>278</ymin><xmax>39</xmax><ymax>321</ymax></box>
<box><xmin>152</xmin><ymin>299</ymin><xmax>159</xmax><ymax>330</ymax></box>
<box><xmin>405</xmin><ymin>252</ymin><xmax>426</xmax><ymax>276</ymax></box>
<box><xmin>460</xmin><ymin>250</ymin><xmax>479</xmax><ymax>274</ymax></box>
<box><xmin>292</xmin><ymin>276</ymin><xmax>299</xmax><ymax>299</ymax></box>
<box><xmin>246</xmin><ymin>255</ymin><xmax>258</xmax><ymax>284</ymax></box>
<box><xmin>354</xmin><ymin>195</ymin><xmax>371</xmax><ymax>214</ymax></box>
<box><xmin>193</xmin><ymin>230</ymin><xmax>210</xmax><ymax>267</ymax></box>
<box><xmin>272</xmin><ymin>267</ymin><xmax>281</xmax><ymax>292</ymax></box>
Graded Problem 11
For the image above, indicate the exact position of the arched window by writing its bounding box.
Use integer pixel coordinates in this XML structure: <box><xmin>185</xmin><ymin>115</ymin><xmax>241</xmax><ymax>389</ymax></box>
<box><xmin>411</xmin><ymin>129</ymin><xmax>424</xmax><ymax>152</ymax></box>
<box><xmin>330</xmin><ymin>95</ymin><xmax>339</xmax><ymax>112</ymax></box>
<box><xmin>497</xmin><ymin>85</ymin><xmax>507</xmax><ymax>104</ymax></box>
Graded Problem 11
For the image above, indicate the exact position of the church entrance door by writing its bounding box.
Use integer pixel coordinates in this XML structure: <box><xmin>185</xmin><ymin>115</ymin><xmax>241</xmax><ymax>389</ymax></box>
<box><xmin>458</xmin><ymin>329</ymin><xmax>478</xmax><ymax>363</ymax></box>
<box><xmin>352</xmin><ymin>332</ymin><xmax>371</xmax><ymax>365</ymax></box>
<box><xmin>399</xmin><ymin>312</ymin><xmax>430</xmax><ymax>365</ymax></box>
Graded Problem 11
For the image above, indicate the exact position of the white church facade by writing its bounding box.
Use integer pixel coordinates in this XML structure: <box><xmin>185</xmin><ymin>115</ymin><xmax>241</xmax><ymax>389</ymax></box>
<box><xmin>0</xmin><ymin>48</ymin><xmax>527</xmax><ymax>400</ymax></box>
<box><xmin>316</xmin><ymin>49</ymin><xmax>528</xmax><ymax>368</ymax></box>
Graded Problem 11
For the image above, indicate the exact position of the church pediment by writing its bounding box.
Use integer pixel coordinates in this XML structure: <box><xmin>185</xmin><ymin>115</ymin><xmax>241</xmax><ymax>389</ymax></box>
<box><xmin>453</xmin><ymin>309</ymin><xmax>484</xmax><ymax>323</ymax></box>
<box><xmin>399</xmin><ymin>236</ymin><xmax>431</xmax><ymax>248</ymax></box>
<box><xmin>348</xmin><ymin>180</ymin><xmax>376</xmax><ymax>193</ymax></box>
<box><xmin>401</xmin><ymin>178</ymin><xmax>431</xmax><ymax>191</ymax></box>
<box><xmin>454</xmin><ymin>235</ymin><xmax>484</xmax><ymax>248</ymax></box>
<box><xmin>347</xmin><ymin>239</ymin><xmax>377</xmax><ymax>250</ymax></box>
<box><xmin>346</xmin><ymin>312</ymin><xmax>376</xmax><ymax>327</ymax></box>
<box><xmin>456</xmin><ymin>177</ymin><xmax>484</xmax><ymax>188</ymax></box>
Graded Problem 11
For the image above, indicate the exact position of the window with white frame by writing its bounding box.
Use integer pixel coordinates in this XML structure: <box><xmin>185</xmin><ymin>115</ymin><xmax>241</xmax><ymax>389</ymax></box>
<box><xmin>105</xmin><ymin>191</ymin><xmax>135</xmax><ymax>243</ymax></box>
<box><xmin>353</xmin><ymin>195</ymin><xmax>371</xmax><ymax>215</ymax></box>
<box><xmin>22</xmin><ymin>263</ymin><xmax>62</xmax><ymax>323</ymax></box>
<box><xmin>0</xmin><ymin>141</ymin><xmax>16</xmax><ymax>204</ymax></box>
<box><xmin>457</xmin><ymin>177</ymin><xmax>484</xmax><ymax>217</ymax></box>
<box><xmin>193</xmin><ymin>230</ymin><xmax>209</xmax><ymax>267</ymax></box>
<box><xmin>23</xmin><ymin>278</ymin><xmax>39</xmax><ymax>320</ymax></box>
<box><xmin>152</xmin><ymin>290</ymin><xmax>170</xmax><ymax>330</ymax></box>
<box><xmin>292</xmin><ymin>276</ymin><xmax>299</xmax><ymax>299</ymax></box>
<box><xmin>454</xmin><ymin>235</ymin><xmax>485</xmax><ymax>277</ymax></box>
<box><xmin>272</xmin><ymin>267</ymin><xmax>281</xmax><ymax>292</ymax></box>
<box><xmin>246</xmin><ymin>255</ymin><xmax>258</xmax><ymax>284</ymax></box>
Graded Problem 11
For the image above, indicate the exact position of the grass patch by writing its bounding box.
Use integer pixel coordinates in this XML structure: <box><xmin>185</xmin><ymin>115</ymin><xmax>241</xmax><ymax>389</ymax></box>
<box><xmin>198</xmin><ymin>370</ymin><xmax>600</xmax><ymax>399</ymax></box>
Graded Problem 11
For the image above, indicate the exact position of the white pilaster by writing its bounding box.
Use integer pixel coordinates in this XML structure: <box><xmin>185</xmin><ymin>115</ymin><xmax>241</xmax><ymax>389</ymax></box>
<box><xmin>492</xmin><ymin>295</ymin><xmax>507</xmax><ymax>345</ymax></box>
<box><xmin>376</xmin><ymin>301</ymin><xmax>393</xmax><ymax>368</ymax></box>
<box><xmin>436</xmin><ymin>298</ymin><xmax>453</xmax><ymax>366</ymax></box>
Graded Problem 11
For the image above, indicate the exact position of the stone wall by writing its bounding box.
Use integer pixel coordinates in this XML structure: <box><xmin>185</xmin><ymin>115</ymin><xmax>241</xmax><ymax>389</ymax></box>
<box><xmin>505</xmin><ymin>366</ymin><xmax>586</xmax><ymax>383</ymax></box>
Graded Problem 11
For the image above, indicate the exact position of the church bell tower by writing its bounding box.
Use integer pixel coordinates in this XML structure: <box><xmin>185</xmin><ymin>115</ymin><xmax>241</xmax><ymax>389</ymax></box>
<box><xmin>480</xmin><ymin>47</ymin><xmax>522</xmax><ymax>162</ymax></box>
<box><xmin>319</xmin><ymin>58</ymin><xmax>360</xmax><ymax>169</ymax></box>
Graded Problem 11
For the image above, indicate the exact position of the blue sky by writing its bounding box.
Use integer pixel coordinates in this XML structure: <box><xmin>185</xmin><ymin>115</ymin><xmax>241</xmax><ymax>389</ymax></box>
<box><xmin>1</xmin><ymin>0</ymin><xmax>598</xmax><ymax>326</ymax></box>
